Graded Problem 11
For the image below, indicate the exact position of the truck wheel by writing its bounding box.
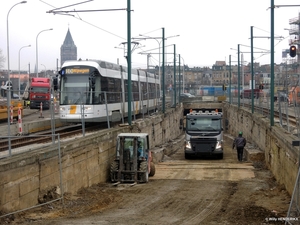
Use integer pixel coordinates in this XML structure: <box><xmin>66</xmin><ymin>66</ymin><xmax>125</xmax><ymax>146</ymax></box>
<box><xmin>139</xmin><ymin>161</ymin><xmax>149</xmax><ymax>183</ymax></box>
<box><xmin>110</xmin><ymin>161</ymin><xmax>119</xmax><ymax>182</ymax></box>
<box><xmin>149</xmin><ymin>162</ymin><xmax>156</xmax><ymax>177</ymax></box>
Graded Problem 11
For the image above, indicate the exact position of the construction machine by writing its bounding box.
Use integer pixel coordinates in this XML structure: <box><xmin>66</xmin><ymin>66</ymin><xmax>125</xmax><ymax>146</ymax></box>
<box><xmin>110</xmin><ymin>133</ymin><xmax>155</xmax><ymax>184</ymax></box>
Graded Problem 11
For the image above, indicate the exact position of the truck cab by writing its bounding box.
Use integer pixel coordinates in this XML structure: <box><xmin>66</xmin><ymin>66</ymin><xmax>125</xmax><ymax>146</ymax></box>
<box><xmin>184</xmin><ymin>110</ymin><xmax>223</xmax><ymax>159</ymax></box>
<box><xmin>29</xmin><ymin>78</ymin><xmax>51</xmax><ymax>109</ymax></box>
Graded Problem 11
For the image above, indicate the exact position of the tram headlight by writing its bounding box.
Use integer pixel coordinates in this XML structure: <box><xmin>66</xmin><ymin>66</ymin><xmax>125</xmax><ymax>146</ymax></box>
<box><xmin>84</xmin><ymin>106</ymin><xmax>92</xmax><ymax>110</ymax></box>
<box><xmin>60</xmin><ymin>106</ymin><xmax>65</xmax><ymax>111</ymax></box>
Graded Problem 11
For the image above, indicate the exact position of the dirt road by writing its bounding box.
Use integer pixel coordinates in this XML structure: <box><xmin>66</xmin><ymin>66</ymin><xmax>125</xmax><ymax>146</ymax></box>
<box><xmin>4</xmin><ymin>134</ymin><xmax>291</xmax><ymax>225</ymax></box>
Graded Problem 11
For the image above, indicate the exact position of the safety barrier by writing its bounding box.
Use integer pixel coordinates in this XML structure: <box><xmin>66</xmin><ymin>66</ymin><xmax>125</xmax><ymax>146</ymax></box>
<box><xmin>10</xmin><ymin>105</ymin><xmax>13</xmax><ymax>124</ymax></box>
<box><xmin>39</xmin><ymin>102</ymin><xmax>44</xmax><ymax>118</ymax></box>
<box><xmin>18</xmin><ymin>107</ymin><xmax>22</xmax><ymax>135</ymax></box>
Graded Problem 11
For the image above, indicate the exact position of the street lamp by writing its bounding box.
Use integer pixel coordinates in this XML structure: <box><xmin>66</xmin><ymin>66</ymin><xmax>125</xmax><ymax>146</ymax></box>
<box><xmin>7</xmin><ymin>1</ymin><xmax>27</xmax><ymax>97</ymax></box>
<box><xmin>41</xmin><ymin>64</ymin><xmax>46</xmax><ymax>77</ymax></box>
<box><xmin>36</xmin><ymin>28</ymin><xmax>53</xmax><ymax>77</ymax></box>
<box><xmin>6</xmin><ymin>1</ymin><xmax>27</xmax><ymax>156</ymax></box>
<box><xmin>18</xmin><ymin>44</ymin><xmax>31</xmax><ymax>99</ymax></box>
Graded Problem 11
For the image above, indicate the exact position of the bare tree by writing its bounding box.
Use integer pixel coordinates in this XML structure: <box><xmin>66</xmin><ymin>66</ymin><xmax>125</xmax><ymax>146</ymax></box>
<box><xmin>0</xmin><ymin>49</ymin><xmax>6</xmax><ymax>69</ymax></box>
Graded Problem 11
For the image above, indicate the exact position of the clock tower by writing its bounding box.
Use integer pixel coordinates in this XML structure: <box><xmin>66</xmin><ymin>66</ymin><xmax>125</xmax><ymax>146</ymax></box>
<box><xmin>60</xmin><ymin>28</ymin><xmax>77</xmax><ymax>66</ymax></box>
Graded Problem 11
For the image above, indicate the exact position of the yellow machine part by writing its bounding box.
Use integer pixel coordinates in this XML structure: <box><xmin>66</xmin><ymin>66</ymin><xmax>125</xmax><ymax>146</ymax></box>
<box><xmin>0</xmin><ymin>101</ymin><xmax>23</xmax><ymax>121</ymax></box>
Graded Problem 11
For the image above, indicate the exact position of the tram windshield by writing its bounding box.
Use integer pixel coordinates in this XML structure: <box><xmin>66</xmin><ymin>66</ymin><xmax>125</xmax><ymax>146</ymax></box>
<box><xmin>59</xmin><ymin>66</ymin><xmax>100</xmax><ymax>105</ymax></box>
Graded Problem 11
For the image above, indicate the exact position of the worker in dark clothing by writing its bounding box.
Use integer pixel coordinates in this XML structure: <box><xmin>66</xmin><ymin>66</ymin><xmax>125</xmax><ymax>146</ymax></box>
<box><xmin>232</xmin><ymin>131</ymin><xmax>247</xmax><ymax>162</ymax></box>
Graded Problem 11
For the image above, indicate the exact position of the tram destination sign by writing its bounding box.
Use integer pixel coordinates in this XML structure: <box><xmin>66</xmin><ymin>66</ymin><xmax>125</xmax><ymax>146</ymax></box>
<box><xmin>65</xmin><ymin>68</ymin><xmax>90</xmax><ymax>74</ymax></box>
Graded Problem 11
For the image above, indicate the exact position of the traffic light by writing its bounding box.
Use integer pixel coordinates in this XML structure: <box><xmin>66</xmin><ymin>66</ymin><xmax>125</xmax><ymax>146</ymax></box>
<box><xmin>222</xmin><ymin>84</ymin><xmax>227</xmax><ymax>91</ymax></box>
<box><xmin>290</xmin><ymin>45</ymin><xmax>297</xmax><ymax>58</ymax></box>
<box><xmin>53</xmin><ymin>76</ymin><xmax>58</xmax><ymax>91</ymax></box>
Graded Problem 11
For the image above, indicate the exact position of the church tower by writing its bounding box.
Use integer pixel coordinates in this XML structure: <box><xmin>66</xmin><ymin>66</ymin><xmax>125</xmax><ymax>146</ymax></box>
<box><xmin>60</xmin><ymin>28</ymin><xmax>77</xmax><ymax>66</ymax></box>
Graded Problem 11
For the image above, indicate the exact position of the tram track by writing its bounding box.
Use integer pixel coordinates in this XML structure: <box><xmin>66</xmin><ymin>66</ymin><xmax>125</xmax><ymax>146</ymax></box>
<box><xmin>0</xmin><ymin>124</ymin><xmax>104</xmax><ymax>152</ymax></box>
<box><xmin>0</xmin><ymin>113</ymin><xmax>159</xmax><ymax>153</ymax></box>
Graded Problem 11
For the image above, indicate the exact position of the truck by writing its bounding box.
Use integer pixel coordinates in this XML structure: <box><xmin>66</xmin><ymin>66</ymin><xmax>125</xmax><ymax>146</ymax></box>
<box><xmin>183</xmin><ymin>110</ymin><xmax>223</xmax><ymax>159</ymax></box>
<box><xmin>28</xmin><ymin>78</ymin><xmax>51</xmax><ymax>109</ymax></box>
<box><xmin>110</xmin><ymin>133</ymin><xmax>155</xmax><ymax>184</ymax></box>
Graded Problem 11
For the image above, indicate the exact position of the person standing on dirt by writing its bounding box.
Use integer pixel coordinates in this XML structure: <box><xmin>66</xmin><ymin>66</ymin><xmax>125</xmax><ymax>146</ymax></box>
<box><xmin>232</xmin><ymin>131</ymin><xmax>246</xmax><ymax>162</ymax></box>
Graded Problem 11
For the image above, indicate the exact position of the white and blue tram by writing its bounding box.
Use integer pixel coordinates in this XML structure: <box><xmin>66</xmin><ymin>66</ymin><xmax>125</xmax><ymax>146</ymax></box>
<box><xmin>54</xmin><ymin>59</ymin><xmax>160</xmax><ymax>123</ymax></box>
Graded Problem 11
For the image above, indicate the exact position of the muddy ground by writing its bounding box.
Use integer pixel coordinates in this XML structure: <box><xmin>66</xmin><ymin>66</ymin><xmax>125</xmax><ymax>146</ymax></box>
<box><xmin>1</xmin><ymin>134</ymin><xmax>295</xmax><ymax>225</ymax></box>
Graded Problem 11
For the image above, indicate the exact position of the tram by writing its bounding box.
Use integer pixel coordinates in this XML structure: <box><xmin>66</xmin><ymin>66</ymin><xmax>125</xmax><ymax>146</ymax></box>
<box><xmin>54</xmin><ymin>59</ymin><xmax>160</xmax><ymax>123</ymax></box>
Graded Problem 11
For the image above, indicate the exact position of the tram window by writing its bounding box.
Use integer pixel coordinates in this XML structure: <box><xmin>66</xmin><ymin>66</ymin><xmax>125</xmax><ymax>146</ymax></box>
<box><xmin>141</xmin><ymin>82</ymin><xmax>147</xmax><ymax>100</ymax></box>
<box><xmin>115</xmin><ymin>79</ymin><xmax>121</xmax><ymax>92</ymax></box>
<box><xmin>107</xmin><ymin>78</ymin><xmax>114</xmax><ymax>91</ymax></box>
<box><xmin>132</xmin><ymin>81</ymin><xmax>139</xmax><ymax>101</ymax></box>
<box><xmin>101</xmin><ymin>77</ymin><xmax>108</xmax><ymax>92</ymax></box>
<box><xmin>99</xmin><ymin>77</ymin><xmax>122</xmax><ymax>103</ymax></box>
<box><xmin>124</xmin><ymin>80</ymin><xmax>128</xmax><ymax>93</ymax></box>
<box><xmin>149</xmin><ymin>83</ymin><xmax>155</xmax><ymax>99</ymax></box>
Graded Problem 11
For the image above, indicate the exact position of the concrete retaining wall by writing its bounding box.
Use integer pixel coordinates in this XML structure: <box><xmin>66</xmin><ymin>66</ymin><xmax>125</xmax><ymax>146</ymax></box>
<box><xmin>0</xmin><ymin>107</ymin><xmax>183</xmax><ymax>213</ymax></box>
<box><xmin>224</xmin><ymin>102</ymin><xmax>299</xmax><ymax>196</ymax></box>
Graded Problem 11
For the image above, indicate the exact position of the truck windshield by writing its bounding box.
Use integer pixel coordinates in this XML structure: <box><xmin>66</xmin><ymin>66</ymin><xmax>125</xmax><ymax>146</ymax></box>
<box><xmin>186</xmin><ymin>118</ymin><xmax>221</xmax><ymax>131</ymax></box>
<box><xmin>31</xmin><ymin>87</ymin><xmax>49</xmax><ymax>93</ymax></box>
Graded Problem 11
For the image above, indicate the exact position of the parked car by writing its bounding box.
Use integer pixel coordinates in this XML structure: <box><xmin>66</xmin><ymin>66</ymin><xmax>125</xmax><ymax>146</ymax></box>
<box><xmin>180</xmin><ymin>93</ymin><xmax>195</xmax><ymax>98</ymax></box>
<box><xmin>12</xmin><ymin>94</ymin><xmax>19</xmax><ymax>99</ymax></box>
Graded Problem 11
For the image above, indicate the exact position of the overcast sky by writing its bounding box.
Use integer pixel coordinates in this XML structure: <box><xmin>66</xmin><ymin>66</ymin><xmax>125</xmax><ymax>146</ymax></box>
<box><xmin>0</xmin><ymin>0</ymin><xmax>300</xmax><ymax>72</ymax></box>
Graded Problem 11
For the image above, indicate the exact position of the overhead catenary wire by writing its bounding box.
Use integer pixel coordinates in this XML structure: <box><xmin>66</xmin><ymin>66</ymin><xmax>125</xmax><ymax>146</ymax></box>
<box><xmin>41</xmin><ymin>0</ymin><xmax>126</xmax><ymax>40</ymax></box>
